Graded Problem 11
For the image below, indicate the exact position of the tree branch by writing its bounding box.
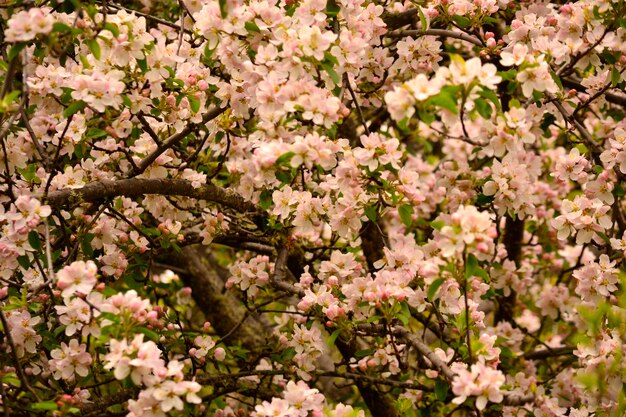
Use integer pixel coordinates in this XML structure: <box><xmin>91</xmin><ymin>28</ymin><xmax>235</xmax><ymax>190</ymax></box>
<box><xmin>562</xmin><ymin>77</ymin><xmax>626</xmax><ymax>108</ymax></box>
<box><xmin>79</xmin><ymin>387</ymin><xmax>139</xmax><ymax>416</ymax></box>
<box><xmin>133</xmin><ymin>106</ymin><xmax>226</xmax><ymax>175</ymax></box>
<box><xmin>44</xmin><ymin>178</ymin><xmax>260</xmax><ymax>214</ymax></box>
<box><xmin>385</xmin><ymin>29</ymin><xmax>483</xmax><ymax>47</ymax></box>
<box><xmin>382</xmin><ymin>9</ymin><xmax>419</xmax><ymax>30</ymax></box>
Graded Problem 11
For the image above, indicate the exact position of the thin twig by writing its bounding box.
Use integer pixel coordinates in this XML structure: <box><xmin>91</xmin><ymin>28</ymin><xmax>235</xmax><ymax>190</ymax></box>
<box><xmin>133</xmin><ymin>106</ymin><xmax>226</xmax><ymax>176</ymax></box>
<box><xmin>0</xmin><ymin>309</ymin><xmax>41</xmax><ymax>401</ymax></box>
<box><xmin>343</xmin><ymin>73</ymin><xmax>370</xmax><ymax>136</ymax></box>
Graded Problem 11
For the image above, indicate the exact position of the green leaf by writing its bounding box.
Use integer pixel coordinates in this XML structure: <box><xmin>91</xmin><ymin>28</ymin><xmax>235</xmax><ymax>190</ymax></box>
<box><xmin>430</xmin><ymin>220</ymin><xmax>445</xmax><ymax>231</ymax></box>
<box><xmin>427</xmin><ymin>278</ymin><xmax>445</xmax><ymax>302</ymax></box>
<box><xmin>355</xmin><ymin>348</ymin><xmax>375</xmax><ymax>358</ymax></box>
<box><xmin>364</xmin><ymin>205</ymin><xmax>378</xmax><ymax>222</ymax></box>
<box><xmin>8</xmin><ymin>43</ymin><xmax>27</xmax><ymax>62</ymax></box>
<box><xmin>219</xmin><ymin>0</ymin><xmax>228</xmax><ymax>18</ymax></box>
<box><xmin>259</xmin><ymin>190</ymin><xmax>273</xmax><ymax>210</ymax></box>
<box><xmin>64</xmin><ymin>101</ymin><xmax>86</xmax><ymax>117</ymax></box>
<box><xmin>103</xmin><ymin>22</ymin><xmax>120</xmax><ymax>37</ymax></box>
<box><xmin>1</xmin><ymin>90</ymin><xmax>21</xmax><ymax>107</ymax></box>
<box><xmin>417</xmin><ymin>6</ymin><xmax>428</xmax><ymax>31</ymax></box>
<box><xmin>465</xmin><ymin>253</ymin><xmax>479</xmax><ymax>278</ymax></box>
<box><xmin>86</xmin><ymin>39</ymin><xmax>101</xmax><ymax>60</ymax></box>
<box><xmin>2</xmin><ymin>373</ymin><xmax>20</xmax><ymax>387</ymax></box>
<box><xmin>122</xmin><ymin>94</ymin><xmax>133</xmax><ymax>108</ymax></box>
<box><xmin>326</xmin><ymin>328</ymin><xmax>342</xmax><ymax>347</ymax></box>
<box><xmin>52</xmin><ymin>22</ymin><xmax>82</xmax><ymax>35</ymax></box>
<box><xmin>550</xmin><ymin>70</ymin><xmax>563</xmax><ymax>90</ymax></box>
<box><xmin>244</xmin><ymin>21</ymin><xmax>261</xmax><ymax>33</ymax></box>
<box><xmin>397</xmin><ymin>116</ymin><xmax>411</xmax><ymax>131</ymax></box>
<box><xmin>85</xmin><ymin>128</ymin><xmax>108</xmax><ymax>139</ymax></box>
<box><xmin>451</xmin><ymin>15</ymin><xmax>471</xmax><ymax>29</ymax></box>
<box><xmin>276</xmin><ymin>151</ymin><xmax>296</xmax><ymax>166</ymax></box>
<box><xmin>497</xmin><ymin>69</ymin><xmax>517</xmax><ymax>81</ymax></box>
<box><xmin>28</xmin><ymin>231</ymin><xmax>42</xmax><ymax>251</ymax></box>
<box><xmin>82</xmin><ymin>233</ymin><xmax>95</xmax><ymax>258</ymax></box>
<box><xmin>18</xmin><ymin>164</ymin><xmax>37</xmax><ymax>182</ymax></box>
<box><xmin>17</xmin><ymin>255</ymin><xmax>30</xmax><ymax>270</ymax></box>
<box><xmin>397</xmin><ymin>302</ymin><xmax>411</xmax><ymax>325</ymax></box>
<box><xmin>600</xmin><ymin>50</ymin><xmax>618</xmax><ymax>65</ymax></box>
<box><xmin>31</xmin><ymin>401</ymin><xmax>58</xmax><ymax>411</ymax></box>
<box><xmin>475</xmin><ymin>193</ymin><xmax>494</xmax><ymax>206</ymax></box>
<box><xmin>188</xmin><ymin>95</ymin><xmax>201</xmax><ymax>113</ymax></box>
<box><xmin>540</xmin><ymin>113</ymin><xmax>556</xmax><ymax>132</ymax></box>
<box><xmin>398</xmin><ymin>204</ymin><xmax>413</xmax><ymax>227</ymax></box>
<box><xmin>136</xmin><ymin>58</ymin><xmax>148</xmax><ymax>72</ymax></box>
<box><xmin>479</xmin><ymin>88</ymin><xmax>501</xmax><ymax>111</ymax></box>
<box><xmin>54</xmin><ymin>325</ymin><xmax>67</xmax><ymax>337</ymax></box>
<box><xmin>416</xmin><ymin>108</ymin><xmax>435</xmax><ymax>125</ymax></box>
<box><xmin>475</xmin><ymin>98</ymin><xmax>492</xmax><ymax>119</ymax></box>
<box><xmin>428</xmin><ymin>92</ymin><xmax>458</xmax><ymax>114</ymax></box>
<box><xmin>434</xmin><ymin>379</ymin><xmax>449</xmax><ymax>400</ymax></box>
<box><xmin>136</xmin><ymin>326</ymin><xmax>160</xmax><ymax>342</ymax></box>
<box><xmin>275</xmin><ymin>169</ymin><xmax>292</xmax><ymax>183</ymax></box>
<box><xmin>326</xmin><ymin>0</ymin><xmax>340</xmax><ymax>17</ymax></box>
<box><xmin>321</xmin><ymin>60</ymin><xmax>341</xmax><ymax>85</ymax></box>
<box><xmin>499</xmin><ymin>345</ymin><xmax>514</xmax><ymax>359</ymax></box>
<box><xmin>612</xmin><ymin>68</ymin><xmax>621</xmax><ymax>87</ymax></box>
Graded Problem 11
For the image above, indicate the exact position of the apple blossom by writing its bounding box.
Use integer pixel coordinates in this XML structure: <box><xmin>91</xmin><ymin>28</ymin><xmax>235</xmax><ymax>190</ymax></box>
<box><xmin>1</xmin><ymin>1</ymin><xmax>626</xmax><ymax>416</ymax></box>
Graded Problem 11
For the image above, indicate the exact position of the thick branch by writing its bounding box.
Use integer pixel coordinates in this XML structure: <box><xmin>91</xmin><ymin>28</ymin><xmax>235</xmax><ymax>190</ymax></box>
<box><xmin>495</xmin><ymin>215</ymin><xmax>524</xmax><ymax>324</ymax></box>
<box><xmin>79</xmin><ymin>388</ymin><xmax>139</xmax><ymax>416</ymax></box>
<box><xmin>385</xmin><ymin>29</ymin><xmax>483</xmax><ymax>47</ymax></box>
<box><xmin>360</xmin><ymin>221</ymin><xmax>386</xmax><ymax>271</ymax></box>
<box><xmin>382</xmin><ymin>9</ymin><xmax>419</xmax><ymax>30</ymax></box>
<box><xmin>166</xmin><ymin>245</ymin><xmax>271</xmax><ymax>350</ymax></box>
<box><xmin>44</xmin><ymin>178</ymin><xmax>260</xmax><ymax>214</ymax></box>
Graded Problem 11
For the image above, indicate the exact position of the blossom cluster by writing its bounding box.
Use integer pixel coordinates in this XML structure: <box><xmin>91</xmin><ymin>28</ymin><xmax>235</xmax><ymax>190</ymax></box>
<box><xmin>2</xmin><ymin>0</ymin><xmax>626</xmax><ymax>417</ymax></box>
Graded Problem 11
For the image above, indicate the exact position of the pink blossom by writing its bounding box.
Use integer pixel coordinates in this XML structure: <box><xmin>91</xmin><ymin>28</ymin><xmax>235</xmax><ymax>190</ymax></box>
<box><xmin>56</xmin><ymin>261</ymin><xmax>99</xmax><ymax>298</ymax></box>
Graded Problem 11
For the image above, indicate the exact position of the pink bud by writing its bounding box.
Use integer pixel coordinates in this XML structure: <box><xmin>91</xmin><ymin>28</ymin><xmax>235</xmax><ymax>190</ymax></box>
<box><xmin>214</xmin><ymin>347</ymin><xmax>226</xmax><ymax>361</ymax></box>
<box><xmin>476</xmin><ymin>242</ymin><xmax>489</xmax><ymax>253</ymax></box>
